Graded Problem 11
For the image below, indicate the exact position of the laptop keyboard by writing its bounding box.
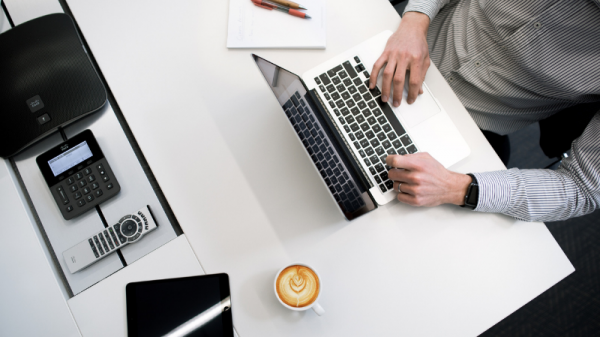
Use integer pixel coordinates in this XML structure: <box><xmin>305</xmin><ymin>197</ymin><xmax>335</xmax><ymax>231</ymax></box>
<box><xmin>283</xmin><ymin>92</ymin><xmax>366</xmax><ymax>214</ymax></box>
<box><xmin>314</xmin><ymin>56</ymin><xmax>418</xmax><ymax>193</ymax></box>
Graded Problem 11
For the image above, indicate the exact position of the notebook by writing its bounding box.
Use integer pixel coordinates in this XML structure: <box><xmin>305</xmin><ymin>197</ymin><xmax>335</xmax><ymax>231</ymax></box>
<box><xmin>227</xmin><ymin>0</ymin><xmax>326</xmax><ymax>49</ymax></box>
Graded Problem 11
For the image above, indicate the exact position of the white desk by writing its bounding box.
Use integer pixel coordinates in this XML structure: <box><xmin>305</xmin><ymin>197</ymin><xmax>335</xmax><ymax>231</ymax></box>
<box><xmin>65</xmin><ymin>0</ymin><xmax>574</xmax><ymax>336</ymax></box>
<box><xmin>0</xmin><ymin>0</ymin><xmax>575</xmax><ymax>335</ymax></box>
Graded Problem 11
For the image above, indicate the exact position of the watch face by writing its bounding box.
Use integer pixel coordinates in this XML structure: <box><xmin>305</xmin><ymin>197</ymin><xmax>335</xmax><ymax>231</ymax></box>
<box><xmin>466</xmin><ymin>184</ymin><xmax>479</xmax><ymax>208</ymax></box>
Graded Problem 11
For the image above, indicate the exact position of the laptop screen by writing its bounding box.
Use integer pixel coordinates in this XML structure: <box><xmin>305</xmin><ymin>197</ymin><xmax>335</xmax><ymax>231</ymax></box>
<box><xmin>253</xmin><ymin>55</ymin><xmax>376</xmax><ymax>220</ymax></box>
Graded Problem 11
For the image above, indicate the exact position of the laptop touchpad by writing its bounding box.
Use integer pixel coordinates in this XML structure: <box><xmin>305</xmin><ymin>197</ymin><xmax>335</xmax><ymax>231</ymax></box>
<box><xmin>393</xmin><ymin>85</ymin><xmax>441</xmax><ymax>128</ymax></box>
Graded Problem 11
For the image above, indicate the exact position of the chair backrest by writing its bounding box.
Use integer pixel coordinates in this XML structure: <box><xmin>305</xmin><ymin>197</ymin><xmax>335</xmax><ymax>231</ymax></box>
<box><xmin>539</xmin><ymin>102</ymin><xmax>600</xmax><ymax>159</ymax></box>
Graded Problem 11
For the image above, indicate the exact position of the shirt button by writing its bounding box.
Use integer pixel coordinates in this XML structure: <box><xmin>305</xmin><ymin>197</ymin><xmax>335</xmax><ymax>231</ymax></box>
<box><xmin>534</xmin><ymin>22</ymin><xmax>542</xmax><ymax>29</ymax></box>
<box><xmin>475</xmin><ymin>61</ymin><xmax>481</xmax><ymax>67</ymax></box>
<box><xmin>448</xmin><ymin>76</ymin><xmax>454</xmax><ymax>82</ymax></box>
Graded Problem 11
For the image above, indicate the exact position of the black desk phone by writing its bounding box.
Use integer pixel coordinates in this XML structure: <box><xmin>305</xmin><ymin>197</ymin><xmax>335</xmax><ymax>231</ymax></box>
<box><xmin>36</xmin><ymin>130</ymin><xmax>120</xmax><ymax>220</ymax></box>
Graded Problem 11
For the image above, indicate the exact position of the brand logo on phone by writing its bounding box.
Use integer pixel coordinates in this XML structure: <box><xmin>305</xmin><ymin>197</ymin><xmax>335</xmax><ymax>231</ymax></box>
<box><xmin>71</xmin><ymin>256</ymin><xmax>76</xmax><ymax>263</ymax></box>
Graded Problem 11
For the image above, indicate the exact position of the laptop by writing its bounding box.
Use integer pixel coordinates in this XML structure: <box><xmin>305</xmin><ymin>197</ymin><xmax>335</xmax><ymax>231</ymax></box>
<box><xmin>253</xmin><ymin>30</ymin><xmax>470</xmax><ymax>220</ymax></box>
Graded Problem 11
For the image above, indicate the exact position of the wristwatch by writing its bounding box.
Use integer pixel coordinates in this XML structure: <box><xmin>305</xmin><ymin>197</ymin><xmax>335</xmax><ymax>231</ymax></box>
<box><xmin>461</xmin><ymin>173</ymin><xmax>479</xmax><ymax>209</ymax></box>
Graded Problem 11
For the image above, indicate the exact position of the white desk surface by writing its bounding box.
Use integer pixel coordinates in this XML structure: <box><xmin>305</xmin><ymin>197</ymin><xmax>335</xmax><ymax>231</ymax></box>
<box><xmin>65</xmin><ymin>0</ymin><xmax>574</xmax><ymax>335</ymax></box>
<box><xmin>7</xmin><ymin>0</ymin><xmax>574</xmax><ymax>335</ymax></box>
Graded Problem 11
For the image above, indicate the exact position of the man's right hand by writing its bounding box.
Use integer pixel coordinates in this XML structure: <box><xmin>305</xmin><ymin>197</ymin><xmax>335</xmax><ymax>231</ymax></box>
<box><xmin>370</xmin><ymin>12</ymin><xmax>431</xmax><ymax>107</ymax></box>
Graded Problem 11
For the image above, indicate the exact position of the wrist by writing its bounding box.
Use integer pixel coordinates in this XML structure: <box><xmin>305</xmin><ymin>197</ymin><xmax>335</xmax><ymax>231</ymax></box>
<box><xmin>401</xmin><ymin>12</ymin><xmax>430</xmax><ymax>36</ymax></box>
<box><xmin>449</xmin><ymin>173</ymin><xmax>472</xmax><ymax>206</ymax></box>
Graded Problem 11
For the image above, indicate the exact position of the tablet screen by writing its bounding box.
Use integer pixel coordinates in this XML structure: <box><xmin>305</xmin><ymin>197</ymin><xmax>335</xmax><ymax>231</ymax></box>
<box><xmin>126</xmin><ymin>274</ymin><xmax>233</xmax><ymax>337</ymax></box>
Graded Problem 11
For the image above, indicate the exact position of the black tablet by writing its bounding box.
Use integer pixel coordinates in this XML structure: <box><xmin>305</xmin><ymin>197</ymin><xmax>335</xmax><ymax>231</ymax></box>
<box><xmin>126</xmin><ymin>274</ymin><xmax>233</xmax><ymax>337</ymax></box>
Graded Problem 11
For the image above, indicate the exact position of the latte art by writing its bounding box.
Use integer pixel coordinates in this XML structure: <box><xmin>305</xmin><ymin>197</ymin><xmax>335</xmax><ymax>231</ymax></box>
<box><xmin>276</xmin><ymin>265</ymin><xmax>320</xmax><ymax>308</ymax></box>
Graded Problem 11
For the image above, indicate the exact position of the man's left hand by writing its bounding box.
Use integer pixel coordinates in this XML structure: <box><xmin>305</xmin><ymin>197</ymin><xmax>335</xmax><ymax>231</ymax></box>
<box><xmin>386</xmin><ymin>153</ymin><xmax>472</xmax><ymax>207</ymax></box>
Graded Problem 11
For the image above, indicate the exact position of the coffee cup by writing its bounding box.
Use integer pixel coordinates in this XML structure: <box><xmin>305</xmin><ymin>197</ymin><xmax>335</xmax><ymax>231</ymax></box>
<box><xmin>274</xmin><ymin>263</ymin><xmax>325</xmax><ymax>316</ymax></box>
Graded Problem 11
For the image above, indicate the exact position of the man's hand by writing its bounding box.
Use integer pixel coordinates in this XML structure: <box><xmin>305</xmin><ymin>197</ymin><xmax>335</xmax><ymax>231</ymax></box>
<box><xmin>386</xmin><ymin>153</ymin><xmax>472</xmax><ymax>207</ymax></box>
<box><xmin>370</xmin><ymin>12</ymin><xmax>431</xmax><ymax>107</ymax></box>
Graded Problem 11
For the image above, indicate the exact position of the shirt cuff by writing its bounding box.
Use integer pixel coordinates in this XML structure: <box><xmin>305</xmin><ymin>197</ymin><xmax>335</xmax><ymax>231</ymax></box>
<box><xmin>472</xmin><ymin>170</ymin><xmax>514</xmax><ymax>213</ymax></box>
<box><xmin>403</xmin><ymin>0</ymin><xmax>447</xmax><ymax>21</ymax></box>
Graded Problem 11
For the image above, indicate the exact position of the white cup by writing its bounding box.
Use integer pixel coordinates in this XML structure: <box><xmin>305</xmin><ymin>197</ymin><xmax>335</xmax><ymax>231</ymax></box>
<box><xmin>274</xmin><ymin>263</ymin><xmax>325</xmax><ymax>316</ymax></box>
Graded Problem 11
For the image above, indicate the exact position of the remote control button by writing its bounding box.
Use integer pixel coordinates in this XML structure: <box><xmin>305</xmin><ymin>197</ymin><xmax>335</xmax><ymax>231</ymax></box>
<box><xmin>102</xmin><ymin>175</ymin><xmax>110</xmax><ymax>183</ymax></box>
<box><xmin>128</xmin><ymin>233</ymin><xmax>141</xmax><ymax>242</ymax></box>
<box><xmin>88</xmin><ymin>175</ymin><xmax>96</xmax><ymax>183</ymax></box>
<box><xmin>74</xmin><ymin>192</ymin><xmax>82</xmax><ymax>200</ymax></box>
<box><xmin>83</xmin><ymin>187</ymin><xmax>91</xmax><ymax>195</ymax></box>
<box><xmin>107</xmin><ymin>183</ymin><xmax>114</xmax><ymax>190</ymax></box>
<box><xmin>78</xmin><ymin>180</ymin><xmax>87</xmax><ymax>188</ymax></box>
<box><xmin>97</xmin><ymin>164</ymin><xmax>104</xmax><ymax>171</ymax></box>
<box><xmin>66</xmin><ymin>205</ymin><xmax>73</xmax><ymax>212</ymax></box>
<box><xmin>67</xmin><ymin>177</ymin><xmax>75</xmax><ymax>185</ymax></box>
<box><xmin>84</xmin><ymin>168</ymin><xmax>92</xmax><ymax>175</ymax></box>
<box><xmin>85</xmin><ymin>195</ymin><xmax>94</xmax><ymax>203</ymax></box>
<box><xmin>94</xmin><ymin>236</ymin><xmax>104</xmax><ymax>255</ymax></box>
<box><xmin>92</xmin><ymin>182</ymin><xmax>99</xmax><ymax>190</ymax></box>
<box><xmin>121</xmin><ymin>220</ymin><xmax>137</xmax><ymax>236</ymax></box>
<box><xmin>119</xmin><ymin>215</ymin><xmax>132</xmax><ymax>222</ymax></box>
<box><xmin>95</xmin><ymin>189</ymin><xmax>103</xmax><ymax>197</ymax></box>
<box><xmin>108</xmin><ymin>228</ymin><xmax>120</xmax><ymax>247</ymax></box>
<box><xmin>104</xmin><ymin>231</ymin><xmax>115</xmax><ymax>250</ymax></box>
<box><xmin>75</xmin><ymin>172</ymin><xmax>84</xmax><ymax>180</ymax></box>
<box><xmin>69</xmin><ymin>185</ymin><xmax>78</xmax><ymax>193</ymax></box>
<box><xmin>88</xmin><ymin>240</ymin><xmax>99</xmax><ymax>258</ymax></box>
<box><xmin>86</xmin><ymin>159</ymin><xmax>93</xmax><ymax>165</ymax></box>
<box><xmin>77</xmin><ymin>199</ymin><xmax>86</xmax><ymax>207</ymax></box>
<box><xmin>99</xmin><ymin>234</ymin><xmax>109</xmax><ymax>252</ymax></box>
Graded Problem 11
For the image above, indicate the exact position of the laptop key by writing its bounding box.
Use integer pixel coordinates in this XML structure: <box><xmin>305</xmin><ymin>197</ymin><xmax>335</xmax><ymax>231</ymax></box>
<box><xmin>357</xmin><ymin>85</ymin><xmax>368</xmax><ymax>94</ymax></box>
<box><xmin>342</xmin><ymin>61</ymin><xmax>358</xmax><ymax>78</ymax></box>
<box><xmin>324</xmin><ymin>93</ymin><xmax>331</xmax><ymax>100</ymax></box>
<box><xmin>351</xmin><ymin>107</ymin><xmax>360</xmax><ymax>116</ymax></box>
<box><xmin>382</xmin><ymin>140</ymin><xmax>392</xmax><ymax>149</ymax></box>
<box><xmin>369</xmin><ymin>167</ymin><xmax>377</xmax><ymax>175</ymax></box>
<box><xmin>334</xmin><ymin>109</ymin><xmax>340</xmax><ymax>116</ymax></box>
<box><xmin>382</xmin><ymin>124</ymin><xmax>392</xmax><ymax>133</ymax></box>
<box><xmin>352</xmin><ymin>93</ymin><xmax>362</xmax><ymax>101</ymax></box>
<box><xmin>370</xmin><ymin>139</ymin><xmax>380</xmax><ymax>148</ymax></box>
<box><xmin>315</xmin><ymin>77</ymin><xmax>322</xmax><ymax>84</ymax></box>
<box><xmin>355</xmin><ymin>130</ymin><xmax>365</xmax><ymax>139</ymax></box>
<box><xmin>356</xmin><ymin>115</ymin><xmax>365</xmax><ymax>124</ymax></box>
<box><xmin>375</xmin><ymin>176</ymin><xmax>382</xmax><ymax>184</ymax></box>
<box><xmin>346</xmin><ymin>100</ymin><xmax>356</xmax><ymax>108</ymax></box>
<box><xmin>336</xmin><ymin>100</ymin><xmax>345</xmax><ymax>108</ymax></box>
<box><xmin>388</xmin><ymin>148</ymin><xmax>397</xmax><ymax>155</ymax></box>
<box><xmin>368</xmin><ymin>101</ymin><xmax>378</xmax><ymax>109</ymax></box>
<box><xmin>365</xmin><ymin>147</ymin><xmax>375</xmax><ymax>156</ymax></box>
<box><xmin>377</xmin><ymin>132</ymin><xmax>386</xmax><ymax>141</ymax></box>
<box><xmin>374</xmin><ymin>163</ymin><xmax>384</xmax><ymax>173</ymax></box>
<box><xmin>337</xmin><ymin>84</ymin><xmax>346</xmax><ymax>92</ymax></box>
<box><xmin>339</xmin><ymin>71</ymin><xmax>348</xmax><ymax>79</ymax></box>
<box><xmin>338</xmin><ymin>117</ymin><xmax>346</xmax><ymax>125</ymax></box>
<box><xmin>366</xmin><ymin>131</ymin><xmax>375</xmax><ymax>139</ymax></box>
<box><xmin>320</xmin><ymin>73</ymin><xmax>332</xmax><ymax>85</ymax></box>
<box><xmin>319</xmin><ymin>85</ymin><xmax>326</xmax><ymax>92</ymax></box>
<box><xmin>363</xmin><ymin>93</ymin><xmax>373</xmax><ymax>101</ymax></box>
<box><xmin>357</xmin><ymin>101</ymin><xmax>367</xmax><ymax>110</ymax></box>
<box><xmin>359</xmin><ymin>150</ymin><xmax>366</xmax><ymax>158</ymax></box>
<box><xmin>370</xmin><ymin>86</ymin><xmax>381</xmax><ymax>97</ymax></box>
<box><xmin>373</xmin><ymin>108</ymin><xmax>382</xmax><ymax>117</ymax></box>
<box><xmin>398</xmin><ymin>147</ymin><xmax>407</xmax><ymax>155</ymax></box>
<box><xmin>348</xmin><ymin>86</ymin><xmax>357</xmax><ymax>94</ymax></box>
<box><xmin>350</xmin><ymin>123</ymin><xmax>360</xmax><ymax>132</ymax></box>
<box><xmin>407</xmin><ymin>145</ymin><xmax>418</xmax><ymax>154</ymax></box>
<box><xmin>385</xmin><ymin>180</ymin><xmax>394</xmax><ymax>190</ymax></box>
<box><xmin>331</xmin><ymin>92</ymin><xmax>340</xmax><ymax>100</ymax></box>
<box><xmin>388</xmin><ymin>131</ymin><xmax>398</xmax><ymax>140</ymax></box>
<box><xmin>341</xmin><ymin>107</ymin><xmax>350</xmax><ymax>116</ymax></box>
<box><xmin>375</xmin><ymin>147</ymin><xmax>385</xmax><ymax>156</ymax></box>
<box><xmin>360</xmin><ymin>123</ymin><xmax>370</xmax><ymax>132</ymax></box>
<box><xmin>353</xmin><ymin>78</ymin><xmax>363</xmax><ymax>86</ymax></box>
<box><xmin>379</xmin><ymin>184</ymin><xmax>388</xmax><ymax>192</ymax></box>
<box><xmin>343</xmin><ymin>78</ymin><xmax>353</xmax><ymax>86</ymax></box>
<box><xmin>377</xmin><ymin>116</ymin><xmax>387</xmax><ymax>124</ymax></box>
<box><xmin>362</xmin><ymin>108</ymin><xmax>372</xmax><ymax>117</ymax></box>
<box><xmin>327</xmin><ymin>85</ymin><xmax>336</xmax><ymax>93</ymax></box>
<box><xmin>345</xmin><ymin>115</ymin><xmax>355</xmax><ymax>124</ymax></box>
<box><xmin>354</xmin><ymin>141</ymin><xmax>361</xmax><ymax>149</ymax></box>
<box><xmin>401</xmin><ymin>135</ymin><xmax>413</xmax><ymax>146</ymax></box>
<box><xmin>332</xmin><ymin>77</ymin><xmax>341</xmax><ymax>85</ymax></box>
<box><xmin>344</xmin><ymin>125</ymin><xmax>351</xmax><ymax>133</ymax></box>
<box><xmin>360</xmin><ymin>139</ymin><xmax>370</xmax><ymax>148</ymax></box>
<box><xmin>349</xmin><ymin>133</ymin><xmax>356</xmax><ymax>141</ymax></box>
<box><xmin>363</xmin><ymin>71</ymin><xmax>370</xmax><ymax>78</ymax></box>
<box><xmin>341</xmin><ymin>91</ymin><xmax>351</xmax><ymax>100</ymax></box>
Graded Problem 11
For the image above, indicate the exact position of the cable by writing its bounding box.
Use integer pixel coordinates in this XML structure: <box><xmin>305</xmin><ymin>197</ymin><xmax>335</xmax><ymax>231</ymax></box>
<box><xmin>1</xmin><ymin>1</ymin><xmax>15</xmax><ymax>28</ymax></box>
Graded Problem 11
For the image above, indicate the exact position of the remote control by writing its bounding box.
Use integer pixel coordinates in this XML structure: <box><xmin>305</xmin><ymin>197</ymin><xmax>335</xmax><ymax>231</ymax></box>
<box><xmin>63</xmin><ymin>206</ymin><xmax>158</xmax><ymax>273</ymax></box>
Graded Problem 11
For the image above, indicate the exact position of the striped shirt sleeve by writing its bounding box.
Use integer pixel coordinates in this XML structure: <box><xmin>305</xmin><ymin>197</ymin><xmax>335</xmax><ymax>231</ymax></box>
<box><xmin>403</xmin><ymin>0</ymin><xmax>452</xmax><ymax>21</ymax></box>
<box><xmin>473</xmin><ymin>112</ymin><xmax>600</xmax><ymax>222</ymax></box>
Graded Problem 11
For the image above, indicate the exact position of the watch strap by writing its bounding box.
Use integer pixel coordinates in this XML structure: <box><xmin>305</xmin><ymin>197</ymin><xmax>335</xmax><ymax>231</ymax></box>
<box><xmin>461</xmin><ymin>173</ymin><xmax>479</xmax><ymax>209</ymax></box>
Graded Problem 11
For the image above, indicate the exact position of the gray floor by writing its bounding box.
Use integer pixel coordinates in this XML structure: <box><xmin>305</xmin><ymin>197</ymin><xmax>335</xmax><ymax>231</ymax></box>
<box><xmin>389</xmin><ymin>2</ymin><xmax>600</xmax><ymax>335</ymax></box>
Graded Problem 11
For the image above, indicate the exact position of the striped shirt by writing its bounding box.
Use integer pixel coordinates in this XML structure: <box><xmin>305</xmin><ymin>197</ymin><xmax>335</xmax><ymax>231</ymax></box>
<box><xmin>404</xmin><ymin>0</ymin><xmax>600</xmax><ymax>221</ymax></box>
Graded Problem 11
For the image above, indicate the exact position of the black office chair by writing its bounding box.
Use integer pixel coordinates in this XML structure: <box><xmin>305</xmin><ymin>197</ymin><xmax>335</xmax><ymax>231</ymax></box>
<box><xmin>539</xmin><ymin>101</ymin><xmax>600</xmax><ymax>168</ymax></box>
